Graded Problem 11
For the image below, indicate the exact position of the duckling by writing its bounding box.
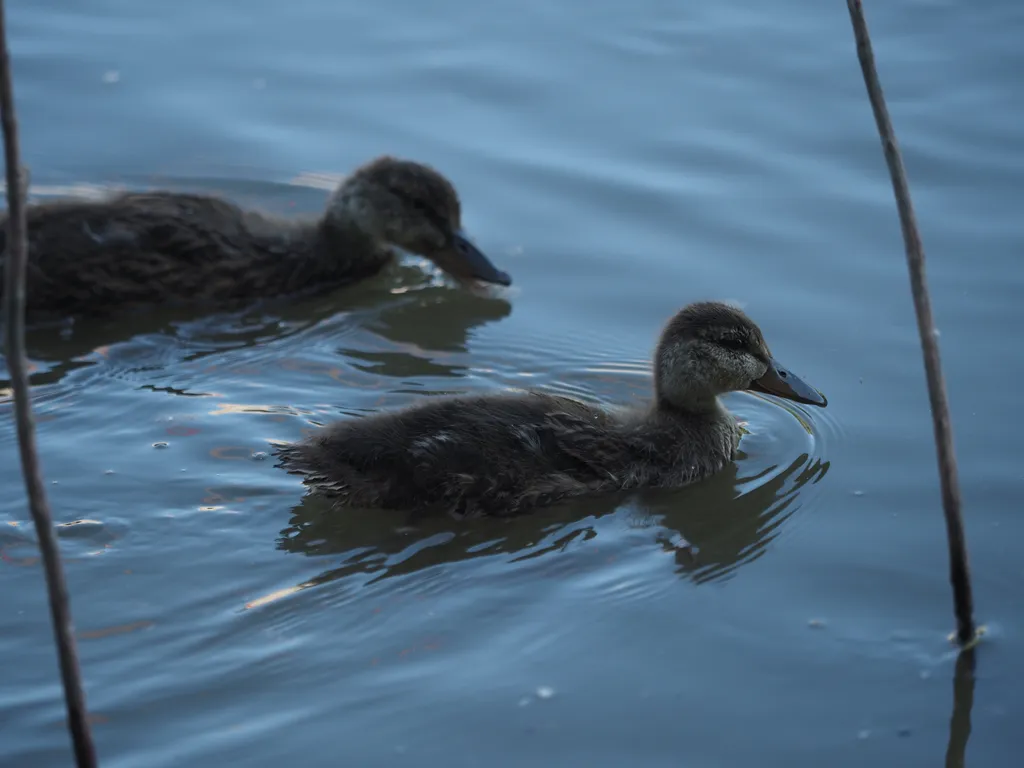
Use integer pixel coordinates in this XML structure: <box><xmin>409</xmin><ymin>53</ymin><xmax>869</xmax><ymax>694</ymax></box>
<box><xmin>275</xmin><ymin>301</ymin><xmax>827</xmax><ymax>518</ymax></box>
<box><xmin>0</xmin><ymin>155</ymin><xmax>511</xmax><ymax>322</ymax></box>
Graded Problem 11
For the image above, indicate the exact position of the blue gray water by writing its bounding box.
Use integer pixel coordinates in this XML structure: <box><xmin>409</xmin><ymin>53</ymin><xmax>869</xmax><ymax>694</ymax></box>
<box><xmin>2</xmin><ymin>0</ymin><xmax>1022</xmax><ymax>765</ymax></box>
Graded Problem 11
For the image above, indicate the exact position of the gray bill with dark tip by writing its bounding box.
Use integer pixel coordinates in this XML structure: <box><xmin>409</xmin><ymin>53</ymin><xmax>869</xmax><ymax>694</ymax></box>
<box><xmin>749</xmin><ymin>358</ymin><xmax>828</xmax><ymax>407</ymax></box>
<box><xmin>453</xmin><ymin>229</ymin><xmax>512</xmax><ymax>286</ymax></box>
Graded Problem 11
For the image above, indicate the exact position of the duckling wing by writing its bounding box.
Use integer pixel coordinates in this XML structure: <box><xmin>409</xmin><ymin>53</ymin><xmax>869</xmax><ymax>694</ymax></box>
<box><xmin>276</xmin><ymin>391</ymin><xmax>626</xmax><ymax>516</ymax></box>
<box><xmin>3</xmin><ymin>192</ymin><xmax>276</xmax><ymax>312</ymax></box>
<box><xmin>412</xmin><ymin>392</ymin><xmax>620</xmax><ymax>483</ymax></box>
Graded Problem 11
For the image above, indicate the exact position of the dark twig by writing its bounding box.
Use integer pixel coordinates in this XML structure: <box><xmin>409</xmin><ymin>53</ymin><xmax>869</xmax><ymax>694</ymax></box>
<box><xmin>845</xmin><ymin>0</ymin><xmax>976</xmax><ymax>646</ymax></box>
<box><xmin>0</xmin><ymin>2</ymin><xmax>98</xmax><ymax>765</ymax></box>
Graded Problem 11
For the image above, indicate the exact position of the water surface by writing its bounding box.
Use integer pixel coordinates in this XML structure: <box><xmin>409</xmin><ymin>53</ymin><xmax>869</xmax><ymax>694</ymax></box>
<box><xmin>2</xmin><ymin>0</ymin><xmax>1022</xmax><ymax>765</ymax></box>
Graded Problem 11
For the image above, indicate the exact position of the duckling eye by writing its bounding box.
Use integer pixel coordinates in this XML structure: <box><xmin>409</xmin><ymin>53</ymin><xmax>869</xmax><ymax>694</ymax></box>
<box><xmin>719</xmin><ymin>338</ymin><xmax>747</xmax><ymax>352</ymax></box>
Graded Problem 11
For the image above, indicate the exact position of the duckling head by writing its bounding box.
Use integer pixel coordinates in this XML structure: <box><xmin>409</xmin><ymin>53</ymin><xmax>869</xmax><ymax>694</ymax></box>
<box><xmin>654</xmin><ymin>301</ymin><xmax>827</xmax><ymax>412</ymax></box>
<box><xmin>326</xmin><ymin>155</ymin><xmax>512</xmax><ymax>287</ymax></box>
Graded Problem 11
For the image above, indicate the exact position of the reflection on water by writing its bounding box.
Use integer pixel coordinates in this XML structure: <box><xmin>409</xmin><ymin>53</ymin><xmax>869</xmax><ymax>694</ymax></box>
<box><xmin>265</xmin><ymin>447</ymin><xmax>829</xmax><ymax>605</ymax></box>
<box><xmin>0</xmin><ymin>275</ymin><xmax>512</xmax><ymax>397</ymax></box>
<box><xmin>945</xmin><ymin>648</ymin><xmax>976</xmax><ymax>768</ymax></box>
<box><xmin>0</xmin><ymin>518</ymin><xmax>126</xmax><ymax>568</ymax></box>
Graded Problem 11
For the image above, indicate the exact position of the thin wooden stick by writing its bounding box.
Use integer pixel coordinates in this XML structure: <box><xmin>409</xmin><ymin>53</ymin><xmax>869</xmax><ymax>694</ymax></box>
<box><xmin>845</xmin><ymin>0</ymin><xmax>976</xmax><ymax>646</ymax></box>
<box><xmin>0</xmin><ymin>2</ymin><xmax>98</xmax><ymax>765</ymax></box>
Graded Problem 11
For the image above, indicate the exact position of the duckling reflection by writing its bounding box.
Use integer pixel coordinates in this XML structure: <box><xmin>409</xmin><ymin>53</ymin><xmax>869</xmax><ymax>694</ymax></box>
<box><xmin>272</xmin><ymin>450</ymin><xmax>830</xmax><ymax>591</ymax></box>
<box><xmin>2</xmin><ymin>272</ymin><xmax>512</xmax><ymax>394</ymax></box>
<box><xmin>351</xmin><ymin>283</ymin><xmax>513</xmax><ymax>356</ymax></box>
<box><xmin>275</xmin><ymin>301</ymin><xmax>828</xmax><ymax>517</ymax></box>
<box><xmin>0</xmin><ymin>155</ymin><xmax>511</xmax><ymax>323</ymax></box>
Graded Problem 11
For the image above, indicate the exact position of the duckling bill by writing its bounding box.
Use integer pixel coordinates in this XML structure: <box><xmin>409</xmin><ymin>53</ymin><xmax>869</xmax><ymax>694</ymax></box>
<box><xmin>749</xmin><ymin>358</ymin><xmax>826</xmax><ymax>406</ymax></box>
<box><xmin>275</xmin><ymin>301</ymin><xmax>826</xmax><ymax>518</ymax></box>
<box><xmin>0</xmin><ymin>155</ymin><xmax>511</xmax><ymax>322</ymax></box>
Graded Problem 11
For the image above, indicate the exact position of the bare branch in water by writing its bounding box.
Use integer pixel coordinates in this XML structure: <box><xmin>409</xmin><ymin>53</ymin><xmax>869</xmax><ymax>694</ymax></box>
<box><xmin>0</xmin><ymin>1</ymin><xmax>98</xmax><ymax>764</ymax></box>
<box><xmin>845</xmin><ymin>0</ymin><xmax>976</xmax><ymax>646</ymax></box>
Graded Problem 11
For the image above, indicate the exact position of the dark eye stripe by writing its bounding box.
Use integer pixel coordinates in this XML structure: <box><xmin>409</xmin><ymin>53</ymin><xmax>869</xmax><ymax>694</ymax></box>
<box><xmin>389</xmin><ymin>186</ymin><xmax>450</xmax><ymax>234</ymax></box>
<box><xmin>719</xmin><ymin>338</ymin><xmax>747</xmax><ymax>351</ymax></box>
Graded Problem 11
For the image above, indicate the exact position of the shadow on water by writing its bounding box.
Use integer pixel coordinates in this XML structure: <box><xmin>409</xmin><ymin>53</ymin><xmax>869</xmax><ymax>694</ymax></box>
<box><xmin>0</xmin><ymin>273</ymin><xmax>512</xmax><ymax>395</ymax></box>
<box><xmin>270</xmin><ymin>448</ymin><xmax>830</xmax><ymax>599</ymax></box>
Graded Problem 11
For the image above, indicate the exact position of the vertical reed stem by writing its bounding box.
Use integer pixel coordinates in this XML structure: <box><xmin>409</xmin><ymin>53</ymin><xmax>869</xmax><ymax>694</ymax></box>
<box><xmin>0</xmin><ymin>1</ymin><xmax>98</xmax><ymax>764</ymax></box>
<box><xmin>845</xmin><ymin>0</ymin><xmax>975</xmax><ymax>645</ymax></box>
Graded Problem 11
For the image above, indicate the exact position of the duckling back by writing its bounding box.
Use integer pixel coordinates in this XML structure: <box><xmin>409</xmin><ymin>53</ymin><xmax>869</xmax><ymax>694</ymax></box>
<box><xmin>0</xmin><ymin>191</ymin><xmax>384</xmax><ymax>321</ymax></box>
<box><xmin>276</xmin><ymin>391</ymin><xmax>741</xmax><ymax>518</ymax></box>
